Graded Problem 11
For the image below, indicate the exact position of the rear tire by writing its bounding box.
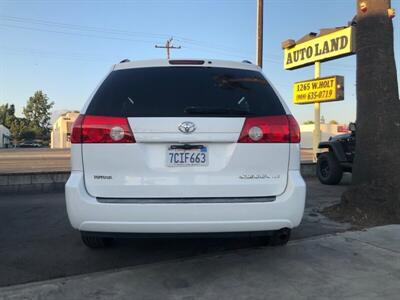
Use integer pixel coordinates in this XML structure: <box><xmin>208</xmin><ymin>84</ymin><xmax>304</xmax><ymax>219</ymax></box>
<box><xmin>81</xmin><ymin>232</ymin><xmax>114</xmax><ymax>249</ymax></box>
<box><xmin>317</xmin><ymin>152</ymin><xmax>343</xmax><ymax>185</ymax></box>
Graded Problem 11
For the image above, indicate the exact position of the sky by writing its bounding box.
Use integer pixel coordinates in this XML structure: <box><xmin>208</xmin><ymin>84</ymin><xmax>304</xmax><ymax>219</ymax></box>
<box><xmin>0</xmin><ymin>0</ymin><xmax>399</xmax><ymax>124</ymax></box>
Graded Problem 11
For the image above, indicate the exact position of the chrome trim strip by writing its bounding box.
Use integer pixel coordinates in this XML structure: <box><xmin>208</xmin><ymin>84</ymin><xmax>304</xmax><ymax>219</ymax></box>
<box><xmin>96</xmin><ymin>196</ymin><xmax>276</xmax><ymax>204</ymax></box>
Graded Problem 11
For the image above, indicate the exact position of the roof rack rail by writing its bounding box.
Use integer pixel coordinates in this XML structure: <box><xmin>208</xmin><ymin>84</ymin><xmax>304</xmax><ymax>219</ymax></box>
<box><xmin>242</xmin><ymin>60</ymin><xmax>253</xmax><ymax>64</ymax></box>
<box><xmin>120</xmin><ymin>59</ymin><xmax>130</xmax><ymax>63</ymax></box>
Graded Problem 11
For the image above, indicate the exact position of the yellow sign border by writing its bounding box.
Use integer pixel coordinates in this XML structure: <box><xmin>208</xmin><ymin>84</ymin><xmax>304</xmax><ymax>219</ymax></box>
<box><xmin>284</xmin><ymin>27</ymin><xmax>355</xmax><ymax>70</ymax></box>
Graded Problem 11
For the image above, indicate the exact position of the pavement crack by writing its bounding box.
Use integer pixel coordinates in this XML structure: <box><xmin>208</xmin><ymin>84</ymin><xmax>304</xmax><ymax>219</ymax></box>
<box><xmin>344</xmin><ymin>237</ymin><xmax>400</xmax><ymax>255</ymax></box>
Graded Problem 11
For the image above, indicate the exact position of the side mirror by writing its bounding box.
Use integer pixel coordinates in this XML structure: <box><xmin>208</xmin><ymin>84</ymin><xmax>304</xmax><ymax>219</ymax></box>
<box><xmin>349</xmin><ymin>122</ymin><xmax>356</xmax><ymax>132</ymax></box>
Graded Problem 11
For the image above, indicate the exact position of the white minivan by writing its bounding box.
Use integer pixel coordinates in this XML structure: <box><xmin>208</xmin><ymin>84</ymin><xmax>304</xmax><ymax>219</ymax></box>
<box><xmin>66</xmin><ymin>59</ymin><xmax>306</xmax><ymax>248</ymax></box>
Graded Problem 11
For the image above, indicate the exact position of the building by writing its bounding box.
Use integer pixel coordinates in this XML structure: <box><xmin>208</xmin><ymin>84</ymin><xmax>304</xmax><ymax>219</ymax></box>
<box><xmin>300</xmin><ymin>123</ymin><xmax>349</xmax><ymax>149</ymax></box>
<box><xmin>50</xmin><ymin>112</ymin><xmax>79</xmax><ymax>149</ymax></box>
<box><xmin>0</xmin><ymin>125</ymin><xmax>11</xmax><ymax>148</ymax></box>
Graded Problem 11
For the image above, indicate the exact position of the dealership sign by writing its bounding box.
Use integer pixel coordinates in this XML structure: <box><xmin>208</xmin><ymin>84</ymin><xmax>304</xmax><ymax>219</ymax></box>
<box><xmin>284</xmin><ymin>27</ymin><xmax>355</xmax><ymax>70</ymax></box>
<box><xmin>293</xmin><ymin>76</ymin><xmax>344</xmax><ymax>104</ymax></box>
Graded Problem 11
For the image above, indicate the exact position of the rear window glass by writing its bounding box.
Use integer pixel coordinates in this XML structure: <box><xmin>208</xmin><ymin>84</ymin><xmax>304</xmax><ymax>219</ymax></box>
<box><xmin>86</xmin><ymin>67</ymin><xmax>285</xmax><ymax>117</ymax></box>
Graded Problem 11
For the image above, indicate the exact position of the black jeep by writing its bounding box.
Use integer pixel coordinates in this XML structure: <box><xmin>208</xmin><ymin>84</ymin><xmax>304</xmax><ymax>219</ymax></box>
<box><xmin>316</xmin><ymin>123</ymin><xmax>356</xmax><ymax>185</ymax></box>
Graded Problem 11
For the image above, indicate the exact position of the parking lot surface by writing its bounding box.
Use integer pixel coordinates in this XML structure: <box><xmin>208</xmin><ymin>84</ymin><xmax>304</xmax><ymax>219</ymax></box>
<box><xmin>2</xmin><ymin>225</ymin><xmax>398</xmax><ymax>300</ymax></box>
<box><xmin>0</xmin><ymin>177</ymin><xmax>349</xmax><ymax>287</ymax></box>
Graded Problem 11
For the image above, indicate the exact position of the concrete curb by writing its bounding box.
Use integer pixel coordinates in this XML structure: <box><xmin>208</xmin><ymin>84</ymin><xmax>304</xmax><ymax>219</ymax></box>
<box><xmin>0</xmin><ymin>172</ymin><xmax>69</xmax><ymax>194</ymax></box>
<box><xmin>0</xmin><ymin>164</ymin><xmax>316</xmax><ymax>195</ymax></box>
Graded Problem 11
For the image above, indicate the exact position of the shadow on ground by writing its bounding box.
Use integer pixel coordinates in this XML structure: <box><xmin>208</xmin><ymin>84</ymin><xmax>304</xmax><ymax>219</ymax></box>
<box><xmin>0</xmin><ymin>176</ymin><xmax>350</xmax><ymax>287</ymax></box>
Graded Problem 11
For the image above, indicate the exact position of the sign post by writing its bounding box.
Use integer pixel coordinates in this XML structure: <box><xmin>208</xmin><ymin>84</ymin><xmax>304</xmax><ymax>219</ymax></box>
<box><xmin>292</xmin><ymin>73</ymin><xmax>345</xmax><ymax>161</ymax></box>
<box><xmin>313</xmin><ymin>62</ymin><xmax>321</xmax><ymax>162</ymax></box>
<box><xmin>282</xmin><ymin>25</ymin><xmax>355</xmax><ymax>162</ymax></box>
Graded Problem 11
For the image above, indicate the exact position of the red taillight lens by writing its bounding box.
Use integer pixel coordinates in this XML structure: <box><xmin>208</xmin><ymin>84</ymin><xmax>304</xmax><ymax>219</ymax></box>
<box><xmin>287</xmin><ymin>115</ymin><xmax>300</xmax><ymax>143</ymax></box>
<box><xmin>70</xmin><ymin>114</ymin><xmax>84</xmax><ymax>143</ymax></box>
<box><xmin>71</xmin><ymin>115</ymin><xmax>135</xmax><ymax>144</ymax></box>
<box><xmin>238</xmin><ymin>115</ymin><xmax>300</xmax><ymax>143</ymax></box>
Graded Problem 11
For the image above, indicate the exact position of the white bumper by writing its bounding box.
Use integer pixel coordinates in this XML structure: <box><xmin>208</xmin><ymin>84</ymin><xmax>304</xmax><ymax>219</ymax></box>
<box><xmin>65</xmin><ymin>171</ymin><xmax>306</xmax><ymax>233</ymax></box>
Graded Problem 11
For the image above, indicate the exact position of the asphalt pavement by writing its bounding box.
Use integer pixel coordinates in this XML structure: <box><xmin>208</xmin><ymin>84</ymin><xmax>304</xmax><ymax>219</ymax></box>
<box><xmin>2</xmin><ymin>225</ymin><xmax>399</xmax><ymax>300</ymax></box>
<box><xmin>0</xmin><ymin>148</ymin><xmax>70</xmax><ymax>174</ymax></box>
<box><xmin>0</xmin><ymin>177</ymin><xmax>349</xmax><ymax>287</ymax></box>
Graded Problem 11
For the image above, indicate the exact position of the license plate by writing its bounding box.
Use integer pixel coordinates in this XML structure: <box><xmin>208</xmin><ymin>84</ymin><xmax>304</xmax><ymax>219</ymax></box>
<box><xmin>167</xmin><ymin>146</ymin><xmax>208</xmax><ymax>167</ymax></box>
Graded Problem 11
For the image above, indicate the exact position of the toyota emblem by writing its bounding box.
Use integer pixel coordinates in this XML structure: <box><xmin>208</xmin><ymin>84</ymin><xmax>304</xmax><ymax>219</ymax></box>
<box><xmin>178</xmin><ymin>121</ymin><xmax>196</xmax><ymax>134</ymax></box>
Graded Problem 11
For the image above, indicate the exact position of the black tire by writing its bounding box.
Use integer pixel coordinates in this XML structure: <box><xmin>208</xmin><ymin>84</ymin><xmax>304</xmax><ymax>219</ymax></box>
<box><xmin>269</xmin><ymin>228</ymin><xmax>291</xmax><ymax>246</ymax></box>
<box><xmin>81</xmin><ymin>232</ymin><xmax>114</xmax><ymax>249</ymax></box>
<box><xmin>317</xmin><ymin>152</ymin><xmax>343</xmax><ymax>185</ymax></box>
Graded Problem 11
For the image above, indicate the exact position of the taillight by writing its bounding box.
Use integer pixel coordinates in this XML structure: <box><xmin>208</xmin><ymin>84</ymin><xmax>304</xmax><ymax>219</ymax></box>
<box><xmin>238</xmin><ymin>115</ymin><xmax>300</xmax><ymax>143</ymax></box>
<box><xmin>70</xmin><ymin>115</ymin><xmax>135</xmax><ymax>144</ymax></box>
<box><xmin>287</xmin><ymin>115</ymin><xmax>301</xmax><ymax>143</ymax></box>
<box><xmin>70</xmin><ymin>114</ymin><xmax>84</xmax><ymax>143</ymax></box>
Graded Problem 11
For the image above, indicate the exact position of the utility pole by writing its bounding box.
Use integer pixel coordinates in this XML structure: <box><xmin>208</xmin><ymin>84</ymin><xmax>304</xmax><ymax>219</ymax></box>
<box><xmin>256</xmin><ymin>0</ymin><xmax>264</xmax><ymax>68</ymax></box>
<box><xmin>155</xmin><ymin>37</ymin><xmax>181</xmax><ymax>59</ymax></box>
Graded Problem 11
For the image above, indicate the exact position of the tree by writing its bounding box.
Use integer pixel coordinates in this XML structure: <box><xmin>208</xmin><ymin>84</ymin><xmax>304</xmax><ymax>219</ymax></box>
<box><xmin>20</xmin><ymin>128</ymin><xmax>41</xmax><ymax>141</ymax></box>
<box><xmin>0</xmin><ymin>103</ymin><xmax>16</xmax><ymax>128</ymax></box>
<box><xmin>303</xmin><ymin>120</ymin><xmax>314</xmax><ymax>125</ymax></box>
<box><xmin>340</xmin><ymin>0</ymin><xmax>400</xmax><ymax>224</ymax></box>
<box><xmin>329</xmin><ymin>120</ymin><xmax>338</xmax><ymax>125</ymax></box>
<box><xmin>0</xmin><ymin>103</ymin><xmax>29</xmax><ymax>143</ymax></box>
<box><xmin>9</xmin><ymin>118</ymin><xmax>28</xmax><ymax>142</ymax></box>
<box><xmin>23</xmin><ymin>91</ymin><xmax>54</xmax><ymax>140</ymax></box>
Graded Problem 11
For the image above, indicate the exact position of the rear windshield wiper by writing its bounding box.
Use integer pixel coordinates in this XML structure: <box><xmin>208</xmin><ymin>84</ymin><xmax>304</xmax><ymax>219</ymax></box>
<box><xmin>184</xmin><ymin>106</ymin><xmax>254</xmax><ymax>116</ymax></box>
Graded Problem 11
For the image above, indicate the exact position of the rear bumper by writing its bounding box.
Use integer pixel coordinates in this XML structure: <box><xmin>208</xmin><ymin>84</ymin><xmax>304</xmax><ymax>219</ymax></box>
<box><xmin>65</xmin><ymin>171</ymin><xmax>306</xmax><ymax>233</ymax></box>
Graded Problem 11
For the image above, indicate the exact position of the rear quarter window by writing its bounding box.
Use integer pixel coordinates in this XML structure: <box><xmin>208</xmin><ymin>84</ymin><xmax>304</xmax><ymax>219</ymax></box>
<box><xmin>86</xmin><ymin>67</ymin><xmax>286</xmax><ymax>117</ymax></box>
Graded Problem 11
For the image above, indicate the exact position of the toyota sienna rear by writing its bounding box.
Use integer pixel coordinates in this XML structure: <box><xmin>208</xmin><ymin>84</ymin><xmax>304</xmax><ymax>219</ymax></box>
<box><xmin>65</xmin><ymin>59</ymin><xmax>306</xmax><ymax>248</ymax></box>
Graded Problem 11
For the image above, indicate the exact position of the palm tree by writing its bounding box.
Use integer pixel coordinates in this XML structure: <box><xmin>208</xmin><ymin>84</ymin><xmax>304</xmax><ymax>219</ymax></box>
<box><xmin>341</xmin><ymin>0</ymin><xmax>400</xmax><ymax>222</ymax></box>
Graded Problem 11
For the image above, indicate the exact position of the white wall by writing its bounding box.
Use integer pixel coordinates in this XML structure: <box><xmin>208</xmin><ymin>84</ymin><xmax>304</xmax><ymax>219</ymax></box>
<box><xmin>300</xmin><ymin>124</ymin><xmax>348</xmax><ymax>148</ymax></box>
<box><xmin>0</xmin><ymin>125</ymin><xmax>11</xmax><ymax>148</ymax></box>
<box><xmin>50</xmin><ymin>112</ymin><xmax>79</xmax><ymax>149</ymax></box>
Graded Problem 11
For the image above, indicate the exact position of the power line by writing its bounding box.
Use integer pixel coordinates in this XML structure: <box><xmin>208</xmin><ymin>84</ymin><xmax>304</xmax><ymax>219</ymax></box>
<box><xmin>0</xmin><ymin>27</ymin><xmax>358</xmax><ymax>70</ymax></box>
<box><xmin>0</xmin><ymin>15</ymin><xmax>168</xmax><ymax>39</ymax></box>
<box><xmin>0</xmin><ymin>14</ymin><xmax>370</xmax><ymax>69</ymax></box>
<box><xmin>0</xmin><ymin>45</ymin><xmax>108</xmax><ymax>61</ymax></box>
<box><xmin>0</xmin><ymin>23</ymin><xmax>158</xmax><ymax>44</ymax></box>
<box><xmin>0</xmin><ymin>23</ymin><xmax>250</xmax><ymax>59</ymax></box>
<box><xmin>0</xmin><ymin>15</ymin><xmax>251</xmax><ymax>57</ymax></box>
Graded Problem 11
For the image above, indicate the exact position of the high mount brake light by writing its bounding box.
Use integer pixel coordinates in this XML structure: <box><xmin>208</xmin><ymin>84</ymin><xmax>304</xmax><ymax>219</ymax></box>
<box><xmin>238</xmin><ymin>115</ymin><xmax>300</xmax><ymax>143</ymax></box>
<box><xmin>169</xmin><ymin>60</ymin><xmax>205</xmax><ymax>65</ymax></box>
<box><xmin>70</xmin><ymin>115</ymin><xmax>135</xmax><ymax>144</ymax></box>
